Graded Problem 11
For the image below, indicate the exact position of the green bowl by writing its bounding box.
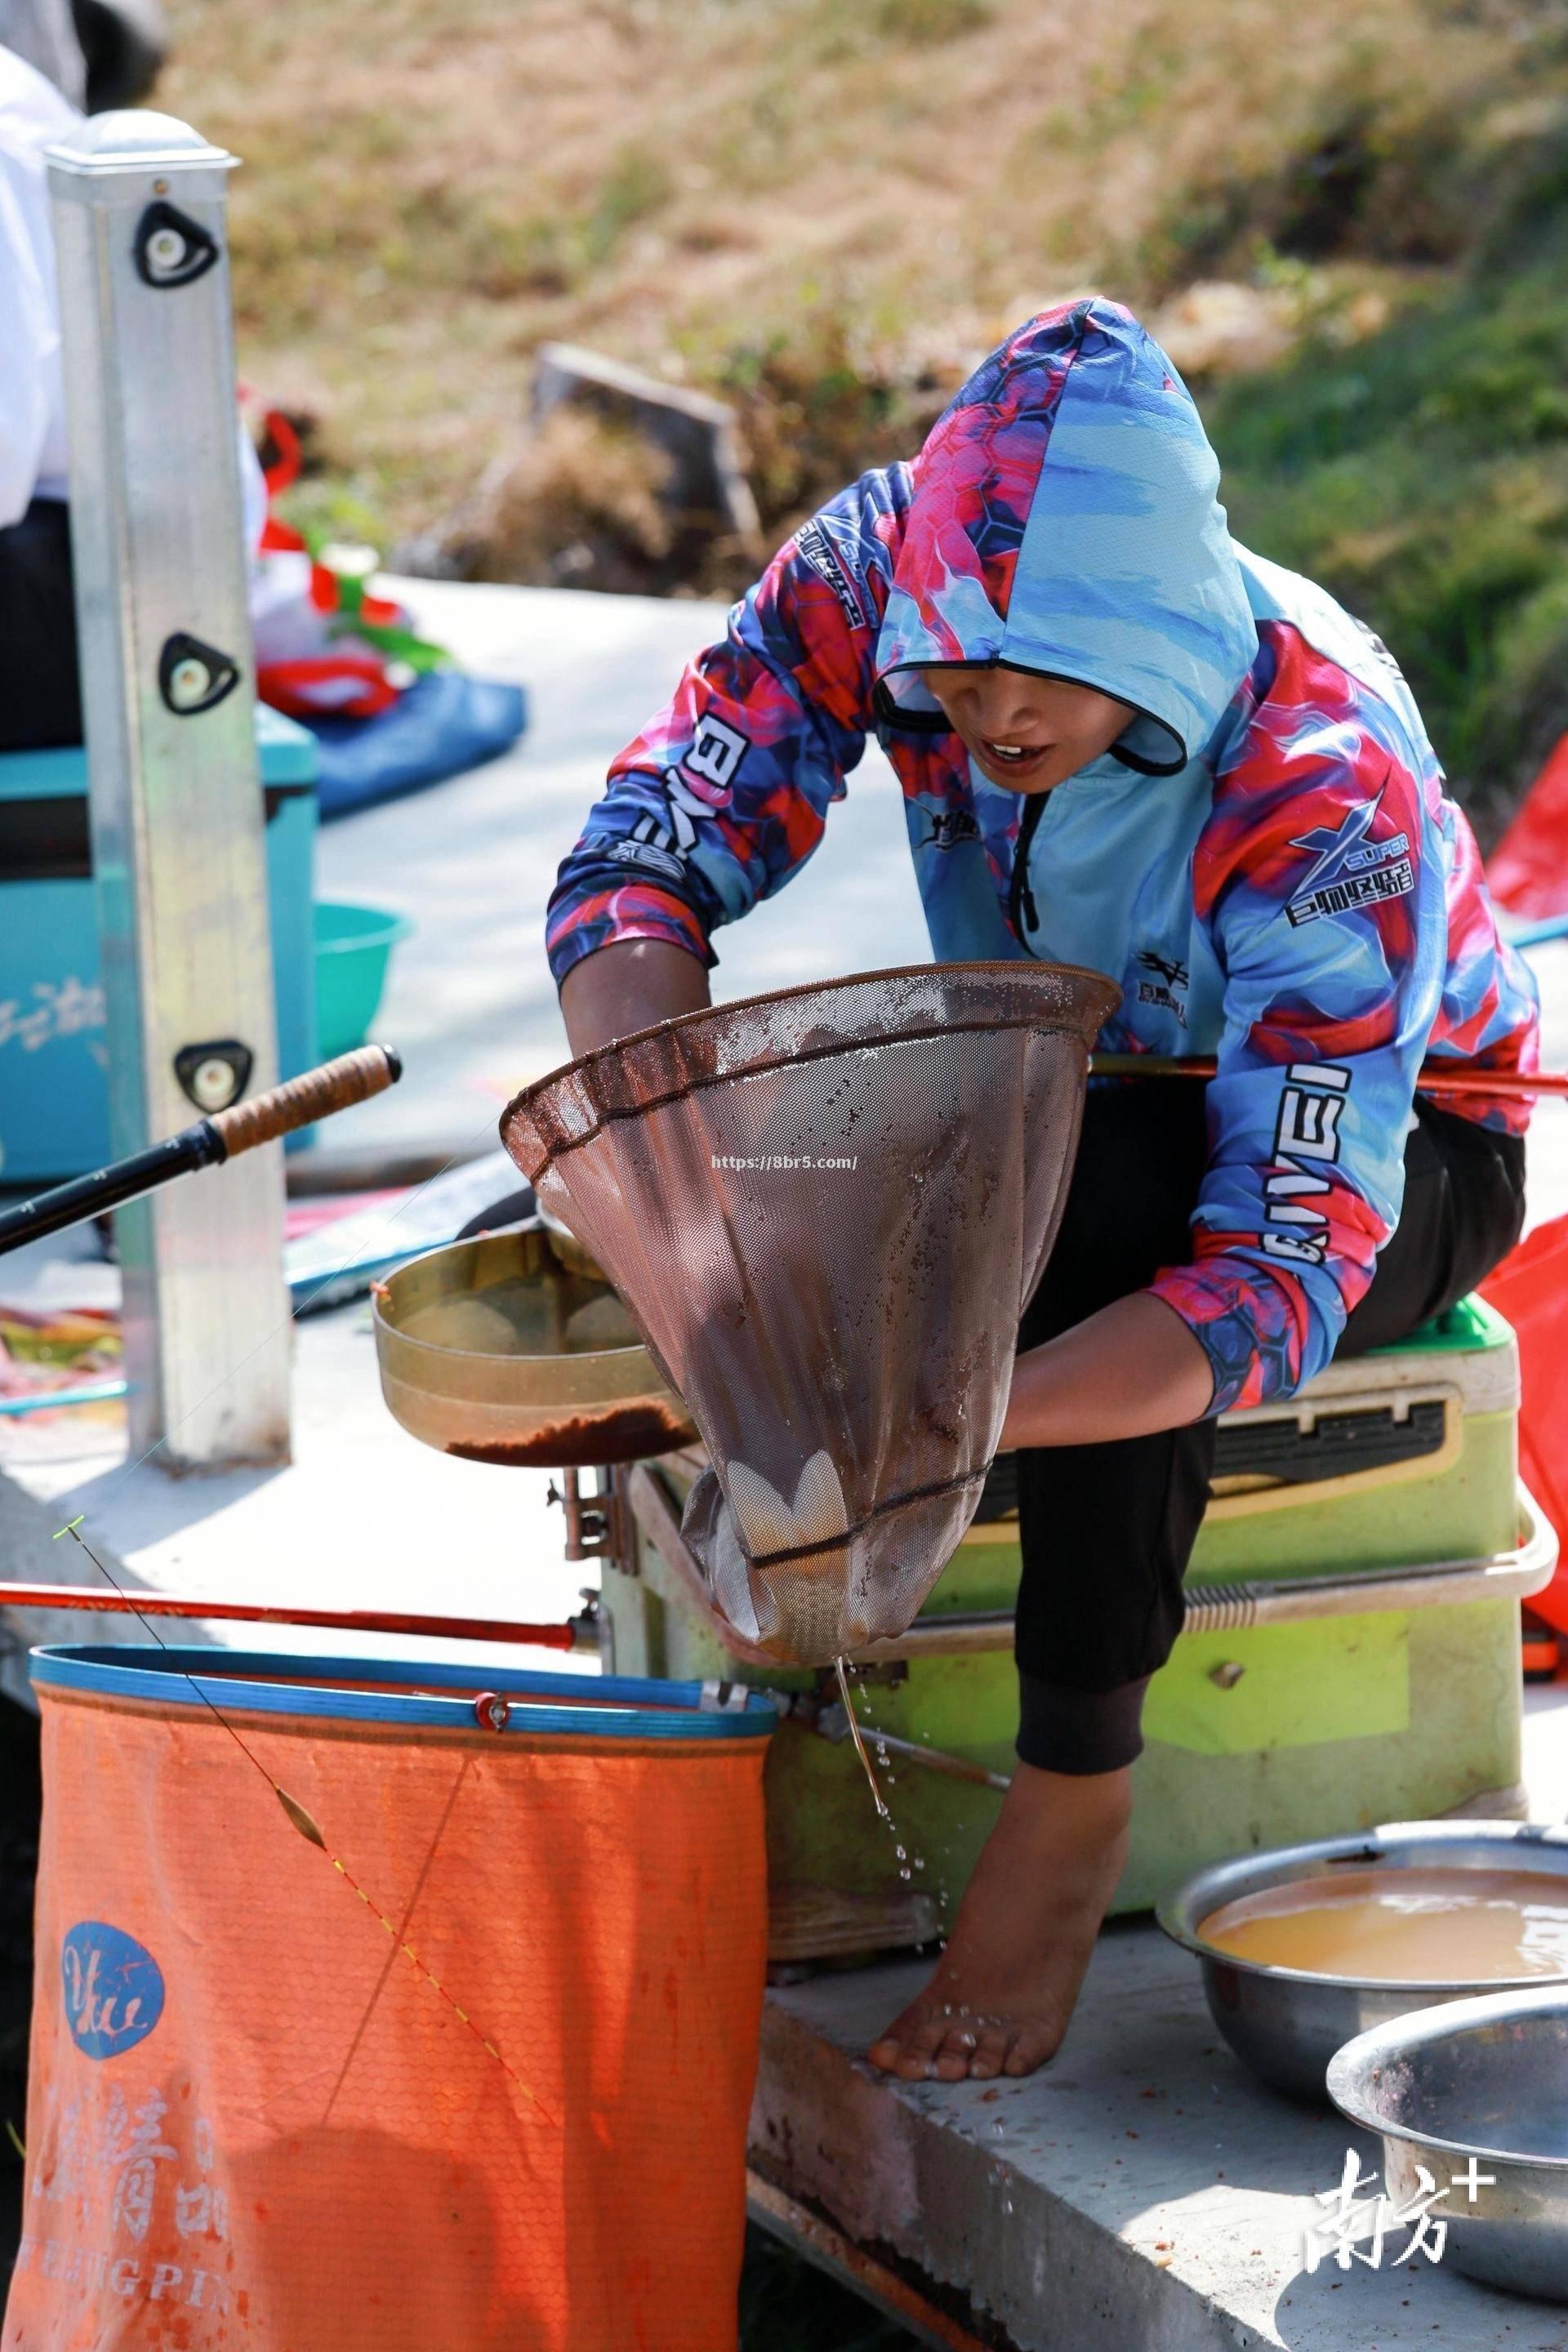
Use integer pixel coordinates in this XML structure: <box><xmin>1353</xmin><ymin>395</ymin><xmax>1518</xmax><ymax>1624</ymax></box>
<box><xmin>314</xmin><ymin>901</ymin><xmax>413</xmax><ymax>1060</ymax></box>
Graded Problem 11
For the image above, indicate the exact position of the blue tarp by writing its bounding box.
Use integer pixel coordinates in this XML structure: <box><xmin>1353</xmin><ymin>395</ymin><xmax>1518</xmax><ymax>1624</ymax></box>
<box><xmin>305</xmin><ymin>670</ymin><xmax>527</xmax><ymax>821</ymax></box>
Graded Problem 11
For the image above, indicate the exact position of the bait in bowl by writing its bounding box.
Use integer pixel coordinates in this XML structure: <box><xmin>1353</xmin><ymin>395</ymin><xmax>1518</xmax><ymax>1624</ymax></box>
<box><xmin>373</xmin><ymin>1220</ymin><xmax>696</xmax><ymax>1468</ymax></box>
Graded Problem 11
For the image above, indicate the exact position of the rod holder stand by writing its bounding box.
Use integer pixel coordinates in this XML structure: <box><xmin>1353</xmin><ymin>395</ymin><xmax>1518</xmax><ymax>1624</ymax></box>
<box><xmin>48</xmin><ymin>111</ymin><xmax>290</xmax><ymax>1470</ymax></box>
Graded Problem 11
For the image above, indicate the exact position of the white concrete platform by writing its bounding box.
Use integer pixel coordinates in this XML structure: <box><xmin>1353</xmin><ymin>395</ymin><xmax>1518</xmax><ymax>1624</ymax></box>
<box><xmin>754</xmin><ymin>1921</ymin><xmax>1568</xmax><ymax>2351</ymax></box>
<box><xmin>750</xmin><ymin>1694</ymin><xmax>1568</xmax><ymax>2352</ymax></box>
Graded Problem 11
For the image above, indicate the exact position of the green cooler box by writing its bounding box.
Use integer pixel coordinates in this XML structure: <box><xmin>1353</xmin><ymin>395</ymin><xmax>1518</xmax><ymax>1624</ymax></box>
<box><xmin>602</xmin><ymin>1297</ymin><xmax>1556</xmax><ymax>1962</ymax></box>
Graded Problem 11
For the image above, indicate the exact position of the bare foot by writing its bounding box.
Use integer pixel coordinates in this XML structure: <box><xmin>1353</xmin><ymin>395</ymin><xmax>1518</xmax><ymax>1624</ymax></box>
<box><xmin>867</xmin><ymin>1761</ymin><xmax>1131</xmax><ymax>2082</ymax></box>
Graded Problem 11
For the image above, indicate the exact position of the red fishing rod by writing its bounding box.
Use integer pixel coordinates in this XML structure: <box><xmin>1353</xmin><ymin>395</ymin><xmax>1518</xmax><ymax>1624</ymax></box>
<box><xmin>1091</xmin><ymin>1053</ymin><xmax>1568</xmax><ymax>1102</ymax></box>
<box><xmin>0</xmin><ymin>1578</ymin><xmax>592</xmax><ymax>1650</ymax></box>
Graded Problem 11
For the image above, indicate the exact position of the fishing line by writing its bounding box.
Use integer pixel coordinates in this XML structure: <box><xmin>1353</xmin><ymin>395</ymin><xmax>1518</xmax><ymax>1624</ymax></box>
<box><xmin>319</xmin><ymin>1754</ymin><xmax>474</xmax><ymax>2127</ymax></box>
<box><xmin>51</xmin><ymin>1517</ymin><xmax>557</xmax><ymax>2124</ymax></box>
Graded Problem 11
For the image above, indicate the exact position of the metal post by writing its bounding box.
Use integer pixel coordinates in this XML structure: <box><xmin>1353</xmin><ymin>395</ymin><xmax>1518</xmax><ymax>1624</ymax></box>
<box><xmin>47</xmin><ymin>111</ymin><xmax>291</xmax><ymax>1470</ymax></box>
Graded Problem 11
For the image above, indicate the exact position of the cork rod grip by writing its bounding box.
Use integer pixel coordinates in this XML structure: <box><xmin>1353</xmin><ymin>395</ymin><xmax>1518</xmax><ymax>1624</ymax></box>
<box><xmin>207</xmin><ymin>1045</ymin><xmax>403</xmax><ymax>1157</ymax></box>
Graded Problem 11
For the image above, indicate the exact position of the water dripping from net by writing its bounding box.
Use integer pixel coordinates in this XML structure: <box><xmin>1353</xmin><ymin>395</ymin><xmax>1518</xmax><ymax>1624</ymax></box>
<box><xmin>835</xmin><ymin>1655</ymin><xmax>889</xmax><ymax>1821</ymax></box>
<box><xmin>835</xmin><ymin>1661</ymin><xmax>938</xmax><ymax>1896</ymax></box>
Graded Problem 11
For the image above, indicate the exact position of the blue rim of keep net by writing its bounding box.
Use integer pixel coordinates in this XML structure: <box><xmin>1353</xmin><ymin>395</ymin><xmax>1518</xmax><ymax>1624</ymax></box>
<box><xmin>29</xmin><ymin>1645</ymin><xmax>776</xmax><ymax>1741</ymax></box>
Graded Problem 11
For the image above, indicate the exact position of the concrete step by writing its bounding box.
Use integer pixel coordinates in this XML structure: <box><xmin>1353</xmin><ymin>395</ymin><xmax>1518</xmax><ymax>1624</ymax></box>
<box><xmin>751</xmin><ymin>1923</ymin><xmax>1568</xmax><ymax>2350</ymax></box>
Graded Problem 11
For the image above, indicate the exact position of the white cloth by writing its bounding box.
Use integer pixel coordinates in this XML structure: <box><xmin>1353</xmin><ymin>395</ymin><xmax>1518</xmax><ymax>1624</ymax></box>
<box><xmin>0</xmin><ymin>42</ymin><xmax>76</xmax><ymax>522</ymax></box>
<box><xmin>0</xmin><ymin>0</ymin><xmax>84</xmax><ymax>105</ymax></box>
<box><xmin>0</xmin><ymin>41</ymin><xmax>266</xmax><ymax>546</ymax></box>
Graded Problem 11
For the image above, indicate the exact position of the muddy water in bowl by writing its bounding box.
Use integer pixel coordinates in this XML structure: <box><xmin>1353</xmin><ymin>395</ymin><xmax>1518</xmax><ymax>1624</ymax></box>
<box><xmin>1200</xmin><ymin>1866</ymin><xmax>1568</xmax><ymax>1984</ymax></box>
<box><xmin>399</xmin><ymin>1274</ymin><xmax>632</xmax><ymax>1360</ymax></box>
<box><xmin>1160</xmin><ymin>1827</ymin><xmax>1568</xmax><ymax>2100</ymax></box>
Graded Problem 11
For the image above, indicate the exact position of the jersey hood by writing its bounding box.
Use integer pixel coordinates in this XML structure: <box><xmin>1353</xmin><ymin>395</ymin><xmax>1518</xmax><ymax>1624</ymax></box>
<box><xmin>874</xmin><ymin>297</ymin><xmax>1258</xmax><ymax>774</ymax></box>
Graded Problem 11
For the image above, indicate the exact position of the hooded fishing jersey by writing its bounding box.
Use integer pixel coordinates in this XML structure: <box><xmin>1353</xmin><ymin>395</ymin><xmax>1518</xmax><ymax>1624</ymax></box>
<box><xmin>546</xmin><ymin>297</ymin><xmax>1539</xmax><ymax>1414</ymax></box>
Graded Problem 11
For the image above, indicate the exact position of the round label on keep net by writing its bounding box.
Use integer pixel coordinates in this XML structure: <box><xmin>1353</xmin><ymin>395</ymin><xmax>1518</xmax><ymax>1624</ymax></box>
<box><xmin>60</xmin><ymin>1920</ymin><xmax>165</xmax><ymax>2060</ymax></box>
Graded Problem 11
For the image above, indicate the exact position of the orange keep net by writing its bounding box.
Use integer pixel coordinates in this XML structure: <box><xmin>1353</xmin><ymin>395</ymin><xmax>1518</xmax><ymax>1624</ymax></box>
<box><xmin>5</xmin><ymin>1650</ymin><xmax>772</xmax><ymax>2352</ymax></box>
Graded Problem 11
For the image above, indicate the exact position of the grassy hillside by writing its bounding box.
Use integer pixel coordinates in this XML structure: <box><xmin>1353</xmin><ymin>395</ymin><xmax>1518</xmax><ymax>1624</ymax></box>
<box><xmin>162</xmin><ymin>0</ymin><xmax>1568</xmax><ymax>829</ymax></box>
<box><xmin>1209</xmin><ymin>132</ymin><xmax>1568</xmax><ymax>840</ymax></box>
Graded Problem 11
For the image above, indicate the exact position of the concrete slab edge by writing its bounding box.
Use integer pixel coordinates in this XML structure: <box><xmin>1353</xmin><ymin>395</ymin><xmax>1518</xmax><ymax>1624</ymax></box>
<box><xmin>750</xmin><ymin>1997</ymin><xmax>1273</xmax><ymax>2352</ymax></box>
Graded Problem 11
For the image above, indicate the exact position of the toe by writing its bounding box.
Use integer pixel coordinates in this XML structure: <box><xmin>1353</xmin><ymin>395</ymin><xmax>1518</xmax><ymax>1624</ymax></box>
<box><xmin>1001</xmin><ymin>2019</ymin><xmax>1060</xmax><ymax>2078</ymax></box>
<box><xmin>897</xmin><ymin>2020</ymin><xmax>955</xmax><ymax>2079</ymax></box>
<box><xmin>867</xmin><ymin>2004</ymin><xmax>951</xmax><ymax>2078</ymax></box>
<box><xmin>928</xmin><ymin>2016</ymin><xmax>982</xmax><ymax>2081</ymax></box>
<box><xmin>967</xmin><ymin>2019</ymin><xmax>1011</xmax><ymax>2080</ymax></box>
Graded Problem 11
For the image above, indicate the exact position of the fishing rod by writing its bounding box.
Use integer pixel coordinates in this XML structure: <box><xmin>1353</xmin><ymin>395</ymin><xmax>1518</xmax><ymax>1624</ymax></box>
<box><xmin>1091</xmin><ymin>1053</ymin><xmax>1567</xmax><ymax>1102</ymax></box>
<box><xmin>0</xmin><ymin>1044</ymin><xmax>595</xmax><ymax>1647</ymax></box>
<box><xmin>0</xmin><ymin>1575</ymin><xmax>594</xmax><ymax>1650</ymax></box>
<box><xmin>0</xmin><ymin>1043</ymin><xmax>403</xmax><ymax>1259</ymax></box>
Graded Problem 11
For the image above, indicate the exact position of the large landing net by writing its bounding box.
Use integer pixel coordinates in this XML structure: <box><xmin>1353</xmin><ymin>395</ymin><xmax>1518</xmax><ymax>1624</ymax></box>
<box><xmin>504</xmin><ymin>964</ymin><xmax>1116</xmax><ymax>1664</ymax></box>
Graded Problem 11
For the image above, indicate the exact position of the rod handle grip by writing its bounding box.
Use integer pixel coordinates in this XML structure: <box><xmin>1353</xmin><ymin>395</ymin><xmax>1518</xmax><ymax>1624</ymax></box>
<box><xmin>208</xmin><ymin>1045</ymin><xmax>403</xmax><ymax>1157</ymax></box>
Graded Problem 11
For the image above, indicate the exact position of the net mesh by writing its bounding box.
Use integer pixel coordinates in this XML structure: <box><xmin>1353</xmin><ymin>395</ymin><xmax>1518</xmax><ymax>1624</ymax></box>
<box><xmin>504</xmin><ymin>963</ymin><xmax>1118</xmax><ymax>1664</ymax></box>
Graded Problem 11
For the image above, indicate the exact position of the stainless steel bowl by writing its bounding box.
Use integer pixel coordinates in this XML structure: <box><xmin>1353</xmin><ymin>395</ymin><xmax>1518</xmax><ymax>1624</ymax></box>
<box><xmin>1156</xmin><ymin>1821</ymin><xmax>1568</xmax><ymax>2103</ymax></box>
<box><xmin>1329</xmin><ymin>1986</ymin><xmax>1568</xmax><ymax>2301</ymax></box>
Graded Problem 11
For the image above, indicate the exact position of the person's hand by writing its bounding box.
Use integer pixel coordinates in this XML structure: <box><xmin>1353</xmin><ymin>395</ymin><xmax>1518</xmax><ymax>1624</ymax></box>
<box><xmin>999</xmin><ymin>1290</ymin><xmax>1214</xmax><ymax>1450</ymax></box>
<box><xmin>559</xmin><ymin>938</ymin><xmax>710</xmax><ymax>1056</ymax></box>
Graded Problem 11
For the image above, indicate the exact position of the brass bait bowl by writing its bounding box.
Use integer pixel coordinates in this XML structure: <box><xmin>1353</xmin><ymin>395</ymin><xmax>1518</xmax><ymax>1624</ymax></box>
<box><xmin>373</xmin><ymin>1220</ymin><xmax>696</xmax><ymax>1469</ymax></box>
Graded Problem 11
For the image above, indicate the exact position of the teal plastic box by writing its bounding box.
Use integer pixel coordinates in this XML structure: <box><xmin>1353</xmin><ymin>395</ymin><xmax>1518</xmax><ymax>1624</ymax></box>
<box><xmin>0</xmin><ymin>706</ymin><xmax>318</xmax><ymax>1183</ymax></box>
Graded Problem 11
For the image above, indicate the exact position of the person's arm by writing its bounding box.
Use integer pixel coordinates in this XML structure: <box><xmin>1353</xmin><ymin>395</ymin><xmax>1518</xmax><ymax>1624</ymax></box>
<box><xmin>0</xmin><ymin>164</ymin><xmax>56</xmax><ymax>527</ymax></box>
<box><xmin>1000</xmin><ymin>1290</ymin><xmax>1213</xmax><ymax>1448</ymax></box>
<box><xmin>546</xmin><ymin>468</ymin><xmax>911</xmax><ymax>1009</ymax></box>
<box><xmin>559</xmin><ymin>936</ymin><xmax>710</xmax><ymax>1058</ymax></box>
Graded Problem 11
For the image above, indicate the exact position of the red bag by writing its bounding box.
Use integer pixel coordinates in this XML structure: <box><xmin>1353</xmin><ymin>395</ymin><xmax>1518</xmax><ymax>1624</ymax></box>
<box><xmin>1482</xmin><ymin>1214</ymin><xmax>1568</xmax><ymax>1633</ymax></box>
<box><xmin>1486</xmin><ymin>733</ymin><xmax>1568</xmax><ymax>920</ymax></box>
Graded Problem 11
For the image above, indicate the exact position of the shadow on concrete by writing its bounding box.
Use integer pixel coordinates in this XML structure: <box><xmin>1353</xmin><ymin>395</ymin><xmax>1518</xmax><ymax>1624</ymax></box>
<box><xmin>37</xmin><ymin>1454</ymin><xmax>289</xmax><ymax>1557</ymax></box>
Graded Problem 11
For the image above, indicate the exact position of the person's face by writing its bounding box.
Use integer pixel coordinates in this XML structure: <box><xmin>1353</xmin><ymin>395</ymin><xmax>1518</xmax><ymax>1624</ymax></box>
<box><xmin>920</xmin><ymin>667</ymin><xmax>1132</xmax><ymax>794</ymax></box>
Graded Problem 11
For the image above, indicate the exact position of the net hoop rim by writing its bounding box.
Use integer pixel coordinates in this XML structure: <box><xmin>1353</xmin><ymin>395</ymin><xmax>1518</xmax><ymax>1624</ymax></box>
<box><xmin>503</xmin><ymin>957</ymin><xmax>1120</xmax><ymax>1183</ymax></box>
<box><xmin>29</xmin><ymin>1645</ymin><xmax>776</xmax><ymax>1740</ymax></box>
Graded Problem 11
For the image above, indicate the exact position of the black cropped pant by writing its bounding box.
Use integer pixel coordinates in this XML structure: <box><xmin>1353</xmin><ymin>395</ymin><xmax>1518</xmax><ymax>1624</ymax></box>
<box><xmin>1013</xmin><ymin>1080</ymin><xmax>1527</xmax><ymax>1775</ymax></box>
<box><xmin>0</xmin><ymin>498</ymin><xmax>82</xmax><ymax>754</ymax></box>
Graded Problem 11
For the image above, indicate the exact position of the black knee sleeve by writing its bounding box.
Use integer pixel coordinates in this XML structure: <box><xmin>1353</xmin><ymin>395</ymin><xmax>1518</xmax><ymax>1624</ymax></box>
<box><xmin>1016</xmin><ymin>1671</ymin><xmax>1151</xmax><ymax>1775</ymax></box>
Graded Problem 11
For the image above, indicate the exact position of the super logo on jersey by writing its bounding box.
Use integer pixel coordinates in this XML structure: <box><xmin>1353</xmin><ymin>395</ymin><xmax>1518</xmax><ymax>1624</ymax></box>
<box><xmin>1285</xmin><ymin>790</ymin><xmax>1414</xmax><ymax>929</ymax></box>
<box><xmin>795</xmin><ymin>513</ymin><xmax>876</xmax><ymax>631</ymax></box>
<box><xmin>1136</xmin><ymin>948</ymin><xmax>1188</xmax><ymax>1025</ymax></box>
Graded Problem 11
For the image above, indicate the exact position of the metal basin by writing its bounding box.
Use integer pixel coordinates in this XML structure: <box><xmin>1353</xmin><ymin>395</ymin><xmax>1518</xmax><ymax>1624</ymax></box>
<box><xmin>373</xmin><ymin>1221</ymin><xmax>696</xmax><ymax>1468</ymax></box>
<box><xmin>1157</xmin><ymin>1821</ymin><xmax>1568</xmax><ymax>2103</ymax></box>
<box><xmin>1329</xmin><ymin>1987</ymin><xmax>1568</xmax><ymax>2301</ymax></box>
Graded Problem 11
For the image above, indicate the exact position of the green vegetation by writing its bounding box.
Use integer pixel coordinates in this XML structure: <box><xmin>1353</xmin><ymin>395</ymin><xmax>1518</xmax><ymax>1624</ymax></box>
<box><xmin>872</xmin><ymin>0</ymin><xmax>994</xmax><ymax>46</ymax></box>
<box><xmin>162</xmin><ymin>0</ymin><xmax>1568</xmax><ymax>826</ymax></box>
<box><xmin>1213</xmin><ymin>155</ymin><xmax>1568</xmax><ymax>838</ymax></box>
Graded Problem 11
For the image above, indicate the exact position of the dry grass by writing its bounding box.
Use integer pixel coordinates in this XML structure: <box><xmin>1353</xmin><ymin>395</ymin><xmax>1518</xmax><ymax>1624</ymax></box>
<box><xmin>162</xmin><ymin>0</ymin><xmax>1531</xmax><ymax>546</ymax></box>
<box><xmin>458</xmin><ymin>407</ymin><xmax>675</xmax><ymax>586</ymax></box>
<box><xmin>159</xmin><ymin>0</ymin><xmax>1568</xmax><ymax>809</ymax></box>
